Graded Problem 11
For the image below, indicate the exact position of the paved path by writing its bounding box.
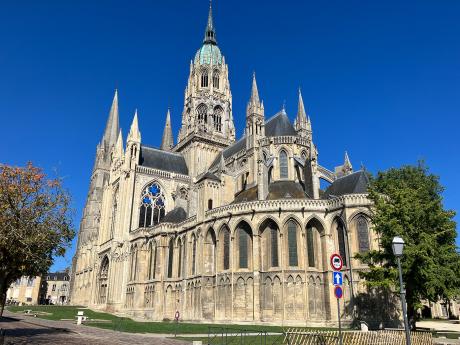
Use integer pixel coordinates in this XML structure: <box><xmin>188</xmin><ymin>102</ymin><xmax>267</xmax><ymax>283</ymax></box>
<box><xmin>418</xmin><ymin>320</ymin><xmax>460</xmax><ymax>333</ymax></box>
<box><xmin>0</xmin><ymin>311</ymin><xmax>189</xmax><ymax>345</ymax></box>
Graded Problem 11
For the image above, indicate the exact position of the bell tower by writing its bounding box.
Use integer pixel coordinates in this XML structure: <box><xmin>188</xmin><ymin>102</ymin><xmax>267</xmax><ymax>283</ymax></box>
<box><xmin>175</xmin><ymin>2</ymin><xmax>235</xmax><ymax>177</ymax></box>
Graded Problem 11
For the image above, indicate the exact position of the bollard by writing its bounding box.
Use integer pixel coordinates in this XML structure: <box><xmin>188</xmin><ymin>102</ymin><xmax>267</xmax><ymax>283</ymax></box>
<box><xmin>77</xmin><ymin>311</ymin><xmax>84</xmax><ymax>325</ymax></box>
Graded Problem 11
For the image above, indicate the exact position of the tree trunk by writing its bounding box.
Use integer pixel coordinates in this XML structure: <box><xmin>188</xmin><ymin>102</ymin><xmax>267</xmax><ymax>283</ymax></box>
<box><xmin>0</xmin><ymin>291</ymin><xmax>6</xmax><ymax>317</ymax></box>
<box><xmin>407</xmin><ymin>302</ymin><xmax>417</xmax><ymax>330</ymax></box>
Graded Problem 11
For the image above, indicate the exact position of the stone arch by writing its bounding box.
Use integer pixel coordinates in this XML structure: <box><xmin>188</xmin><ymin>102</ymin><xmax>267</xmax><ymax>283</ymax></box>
<box><xmin>332</xmin><ymin>216</ymin><xmax>349</xmax><ymax>267</ymax></box>
<box><xmin>217</xmin><ymin>224</ymin><xmax>231</xmax><ymax>271</ymax></box>
<box><xmin>278</xmin><ymin>148</ymin><xmax>289</xmax><ymax>179</ymax></box>
<box><xmin>283</xmin><ymin>217</ymin><xmax>302</xmax><ymax>268</ymax></box>
<box><xmin>259</xmin><ymin>218</ymin><xmax>280</xmax><ymax>270</ymax></box>
<box><xmin>272</xmin><ymin>275</ymin><xmax>283</xmax><ymax>320</ymax></box>
<box><xmin>304</xmin><ymin>215</ymin><xmax>327</xmax><ymax>234</ymax></box>
<box><xmin>204</xmin><ymin>227</ymin><xmax>216</xmax><ymax>274</ymax></box>
<box><xmin>98</xmin><ymin>255</ymin><xmax>109</xmax><ymax>304</ymax></box>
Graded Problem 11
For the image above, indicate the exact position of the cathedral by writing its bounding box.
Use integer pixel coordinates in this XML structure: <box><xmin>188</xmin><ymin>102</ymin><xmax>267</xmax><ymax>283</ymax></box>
<box><xmin>71</xmin><ymin>4</ymin><xmax>375</xmax><ymax>326</ymax></box>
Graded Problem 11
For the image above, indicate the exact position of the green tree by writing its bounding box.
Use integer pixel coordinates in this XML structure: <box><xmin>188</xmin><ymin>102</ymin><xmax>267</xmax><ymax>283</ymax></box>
<box><xmin>356</xmin><ymin>163</ymin><xmax>459</xmax><ymax>329</ymax></box>
<box><xmin>0</xmin><ymin>162</ymin><xmax>74</xmax><ymax>316</ymax></box>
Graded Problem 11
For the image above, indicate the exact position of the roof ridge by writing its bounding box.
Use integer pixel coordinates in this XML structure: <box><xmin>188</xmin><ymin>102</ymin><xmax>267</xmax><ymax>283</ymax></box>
<box><xmin>141</xmin><ymin>144</ymin><xmax>183</xmax><ymax>157</ymax></box>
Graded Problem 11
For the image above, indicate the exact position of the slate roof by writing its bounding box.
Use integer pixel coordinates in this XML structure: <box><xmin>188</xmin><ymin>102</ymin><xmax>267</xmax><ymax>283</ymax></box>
<box><xmin>196</xmin><ymin>172</ymin><xmax>221</xmax><ymax>183</ymax></box>
<box><xmin>162</xmin><ymin>207</ymin><xmax>187</xmax><ymax>224</ymax></box>
<box><xmin>139</xmin><ymin>145</ymin><xmax>189</xmax><ymax>175</ymax></box>
<box><xmin>44</xmin><ymin>272</ymin><xmax>70</xmax><ymax>281</ymax></box>
<box><xmin>267</xmin><ymin>180</ymin><xmax>306</xmax><ymax>200</ymax></box>
<box><xmin>210</xmin><ymin>111</ymin><xmax>297</xmax><ymax>169</ymax></box>
<box><xmin>265</xmin><ymin>111</ymin><xmax>297</xmax><ymax>137</ymax></box>
<box><xmin>323</xmin><ymin>170</ymin><xmax>369</xmax><ymax>198</ymax></box>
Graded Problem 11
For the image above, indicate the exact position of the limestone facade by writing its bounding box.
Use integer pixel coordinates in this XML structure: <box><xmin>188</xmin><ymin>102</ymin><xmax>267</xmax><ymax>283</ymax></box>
<box><xmin>71</xmin><ymin>4</ymin><xmax>375</xmax><ymax>326</ymax></box>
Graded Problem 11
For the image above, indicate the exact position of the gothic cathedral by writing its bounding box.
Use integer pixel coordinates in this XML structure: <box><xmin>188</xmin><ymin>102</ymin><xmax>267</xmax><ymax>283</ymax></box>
<box><xmin>71</xmin><ymin>4</ymin><xmax>374</xmax><ymax>326</ymax></box>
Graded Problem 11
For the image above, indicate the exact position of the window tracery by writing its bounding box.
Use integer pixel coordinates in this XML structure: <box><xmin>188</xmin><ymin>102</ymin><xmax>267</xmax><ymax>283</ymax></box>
<box><xmin>279</xmin><ymin>150</ymin><xmax>288</xmax><ymax>178</ymax></box>
<box><xmin>213</xmin><ymin>106</ymin><xmax>223</xmax><ymax>132</ymax></box>
<box><xmin>139</xmin><ymin>182</ymin><xmax>166</xmax><ymax>228</ymax></box>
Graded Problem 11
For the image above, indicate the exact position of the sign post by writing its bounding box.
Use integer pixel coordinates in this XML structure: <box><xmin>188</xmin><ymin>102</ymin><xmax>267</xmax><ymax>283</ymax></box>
<box><xmin>330</xmin><ymin>253</ymin><xmax>344</xmax><ymax>345</ymax></box>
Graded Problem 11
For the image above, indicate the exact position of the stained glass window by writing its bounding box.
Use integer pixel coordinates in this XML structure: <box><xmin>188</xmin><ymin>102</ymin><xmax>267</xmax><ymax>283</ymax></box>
<box><xmin>167</xmin><ymin>239</ymin><xmax>174</xmax><ymax>278</ymax></box>
<box><xmin>280</xmin><ymin>150</ymin><xmax>288</xmax><ymax>178</ymax></box>
<box><xmin>270</xmin><ymin>226</ymin><xmax>279</xmax><ymax>267</ymax></box>
<box><xmin>287</xmin><ymin>221</ymin><xmax>298</xmax><ymax>266</ymax></box>
<box><xmin>213</xmin><ymin>106</ymin><xmax>223</xmax><ymax>132</ymax></box>
<box><xmin>307</xmin><ymin>226</ymin><xmax>315</xmax><ymax>267</ymax></box>
<box><xmin>337</xmin><ymin>222</ymin><xmax>347</xmax><ymax>266</ymax></box>
<box><xmin>239</xmin><ymin>228</ymin><xmax>249</xmax><ymax>268</ymax></box>
<box><xmin>197</xmin><ymin>103</ymin><xmax>207</xmax><ymax>126</ymax></box>
<box><xmin>139</xmin><ymin>182</ymin><xmax>166</xmax><ymax>228</ymax></box>
<box><xmin>223</xmin><ymin>227</ymin><xmax>230</xmax><ymax>270</ymax></box>
<box><xmin>357</xmin><ymin>216</ymin><xmax>370</xmax><ymax>252</ymax></box>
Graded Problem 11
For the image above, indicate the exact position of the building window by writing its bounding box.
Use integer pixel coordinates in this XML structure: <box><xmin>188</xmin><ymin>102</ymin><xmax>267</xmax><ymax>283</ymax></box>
<box><xmin>208</xmin><ymin>199</ymin><xmax>213</xmax><ymax>210</ymax></box>
<box><xmin>287</xmin><ymin>220</ymin><xmax>298</xmax><ymax>266</ymax></box>
<box><xmin>279</xmin><ymin>150</ymin><xmax>288</xmax><ymax>178</ymax></box>
<box><xmin>201</xmin><ymin>69</ymin><xmax>209</xmax><ymax>87</ymax></box>
<box><xmin>357</xmin><ymin>216</ymin><xmax>370</xmax><ymax>252</ymax></box>
<box><xmin>223</xmin><ymin>227</ymin><xmax>230</xmax><ymax>270</ymax></box>
<box><xmin>270</xmin><ymin>226</ymin><xmax>279</xmax><ymax>267</ymax></box>
<box><xmin>337</xmin><ymin>221</ymin><xmax>347</xmax><ymax>266</ymax></box>
<box><xmin>110</xmin><ymin>187</ymin><xmax>118</xmax><ymax>238</ymax></box>
<box><xmin>139</xmin><ymin>182</ymin><xmax>166</xmax><ymax>228</ymax></box>
<box><xmin>192</xmin><ymin>235</ymin><xmax>197</xmax><ymax>275</ymax></box>
<box><xmin>213</xmin><ymin>70</ymin><xmax>219</xmax><ymax>89</ymax></box>
<box><xmin>197</xmin><ymin>103</ymin><xmax>207</xmax><ymax>125</ymax></box>
<box><xmin>52</xmin><ymin>284</ymin><xmax>56</xmax><ymax>291</ymax></box>
<box><xmin>167</xmin><ymin>238</ymin><xmax>174</xmax><ymax>278</ymax></box>
<box><xmin>307</xmin><ymin>226</ymin><xmax>315</xmax><ymax>267</ymax></box>
<box><xmin>213</xmin><ymin>106</ymin><xmax>223</xmax><ymax>132</ymax></box>
<box><xmin>177</xmin><ymin>239</ymin><xmax>183</xmax><ymax>278</ymax></box>
<box><xmin>239</xmin><ymin>229</ymin><xmax>249</xmax><ymax>268</ymax></box>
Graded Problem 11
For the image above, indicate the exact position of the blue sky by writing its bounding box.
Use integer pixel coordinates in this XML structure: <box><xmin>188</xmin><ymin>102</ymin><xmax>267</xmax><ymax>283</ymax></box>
<box><xmin>1</xmin><ymin>1</ymin><xmax>459</xmax><ymax>271</ymax></box>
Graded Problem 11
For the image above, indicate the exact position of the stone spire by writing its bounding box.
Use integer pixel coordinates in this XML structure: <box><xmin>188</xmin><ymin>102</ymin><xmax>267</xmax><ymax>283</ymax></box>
<box><xmin>115</xmin><ymin>129</ymin><xmax>124</xmax><ymax>158</ymax></box>
<box><xmin>203</xmin><ymin>0</ymin><xmax>217</xmax><ymax>45</ymax></box>
<box><xmin>295</xmin><ymin>89</ymin><xmax>309</xmax><ymax>138</ymax></box>
<box><xmin>102</xmin><ymin>89</ymin><xmax>120</xmax><ymax>149</ymax></box>
<box><xmin>249</xmin><ymin>73</ymin><xmax>260</xmax><ymax>106</ymax></box>
<box><xmin>246</xmin><ymin>73</ymin><xmax>265</xmax><ymax>146</ymax></box>
<box><xmin>161</xmin><ymin>109</ymin><xmax>174</xmax><ymax>151</ymax></box>
<box><xmin>344</xmin><ymin>151</ymin><xmax>352</xmax><ymax>171</ymax></box>
<box><xmin>127</xmin><ymin>109</ymin><xmax>141</xmax><ymax>143</ymax></box>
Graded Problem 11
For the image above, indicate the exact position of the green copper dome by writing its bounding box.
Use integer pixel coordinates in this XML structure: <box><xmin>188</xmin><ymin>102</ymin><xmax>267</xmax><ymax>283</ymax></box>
<box><xmin>194</xmin><ymin>43</ymin><xmax>223</xmax><ymax>65</ymax></box>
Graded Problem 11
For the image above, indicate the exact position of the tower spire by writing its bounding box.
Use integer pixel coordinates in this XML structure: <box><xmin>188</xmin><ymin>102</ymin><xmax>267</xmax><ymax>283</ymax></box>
<box><xmin>249</xmin><ymin>72</ymin><xmax>260</xmax><ymax>106</ymax></box>
<box><xmin>161</xmin><ymin>108</ymin><xmax>174</xmax><ymax>151</ymax></box>
<box><xmin>102</xmin><ymin>89</ymin><xmax>120</xmax><ymax>149</ymax></box>
<box><xmin>203</xmin><ymin>0</ymin><xmax>217</xmax><ymax>45</ymax></box>
<box><xmin>295</xmin><ymin>88</ymin><xmax>310</xmax><ymax>139</ymax></box>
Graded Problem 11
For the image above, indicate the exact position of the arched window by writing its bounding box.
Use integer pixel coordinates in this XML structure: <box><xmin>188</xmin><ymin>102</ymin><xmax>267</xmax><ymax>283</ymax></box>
<box><xmin>287</xmin><ymin>220</ymin><xmax>298</xmax><ymax>266</ymax></box>
<box><xmin>270</xmin><ymin>226</ymin><xmax>279</xmax><ymax>267</ymax></box>
<box><xmin>337</xmin><ymin>221</ymin><xmax>348</xmax><ymax>266</ymax></box>
<box><xmin>98</xmin><ymin>256</ymin><xmax>109</xmax><ymax>304</ymax></box>
<box><xmin>212</xmin><ymin>70</ymin><xmax>220</xmax><ymax>89</ymax></box>
<box><xmin>201</xmin><ymin>69</ymin><xmax>209</xmax><ymax>87</ymax></box>
<box><xmin>222</xmin><ymin>226</ymin><xmax>230</xmax><ymax>270</ymax></box>
<box><xmin>110</xmin><ymin>187</ymin><xmax>118</xmax><ymax>239</ymax></box>
<box><xmin>197</xmin><ymin>103</ymin><xmax>207</xmax><ymax>126</ymax></box>
<box><xmin>260</xmin><ymin>219</ymin><xmax>279</xmax><ymax>270</ymax></box>
<box><xmin>357</xmin><ymin>216</ymin><xmax>370</xmax><ymax>252</ymax></box>
<box><xmin>208</xmin><ymin>199</ymin><xmax>213</xmax><ymax>210</ymax></box>
<box><xmin>192</xmin><ymin>234</ymin><xmax>197</xmax><ymax>275</ymax></box>
<box><xmin>205</xmin><ymin>229</ymin><xmax>216</xmax><ymax>274</ymax></box>
<box><xmin>307</xmin><ymin>226</ymin><xmax>315</xmax><ymax>267</ymax></box>
<box><xmin>279</xmin><ymin>150</ymin><xmax>288</xmax><ymax>178</ymax></box>
<box><xmin>148</xmin><ymin>242</ymin><xmax>157</xmax><ymax>280</ymax></box>
<box><xmin>213</xmin><ymin>106</ymin><xmax>223</xmax><ymax>132</ymax></box>
<box><xmin>177</xmin><ymin>238</ymin><xmax>183</xmax><ymax>278</ymax></box>
<box><xmin>238</xmin><ymin>224</ymin><xmax>252</xmax><ymax>269</ymax></box>
<box><xmin>139</xmin><ymin>182</ymin><xmax>166</xmax><ymax>228</ymax></box>
<box><xmin>167</xmin><ymin>238</ymin><xmax>174</xmax><ymax>278</ymax></box>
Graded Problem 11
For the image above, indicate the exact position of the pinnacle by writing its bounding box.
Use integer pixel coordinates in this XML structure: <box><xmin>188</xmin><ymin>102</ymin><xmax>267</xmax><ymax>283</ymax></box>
<box><xmin>297</xmin><ymin>88</ymin><xmax>307</xmax><ymax>121</ymax></box>
<box><xmin>249</xmin><ymin>73</ymin><xmax>260</xmax><ymax>105</ymax></box>
<box><xmin>161</xmin><ymin>109</ymin><xmax>174</xmax><ymax>151</ymax></box>
<box><xmin>102</xmin><ymin>89</ymin><xmax>120</xmax><ymax>149</ymax></box>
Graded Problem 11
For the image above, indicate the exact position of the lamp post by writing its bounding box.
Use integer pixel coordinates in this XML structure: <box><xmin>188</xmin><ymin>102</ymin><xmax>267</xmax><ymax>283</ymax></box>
<box><xmin>392</xmin><ymin>236</ymin><xmax>411</xmax><ymax>345</ymax></box>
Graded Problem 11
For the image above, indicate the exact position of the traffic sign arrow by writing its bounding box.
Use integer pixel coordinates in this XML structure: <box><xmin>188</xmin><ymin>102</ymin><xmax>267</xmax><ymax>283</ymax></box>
<box><xmin>333</xmin><ymin>272</ymin><xmax>343</xmax><ymax>286</ymax></box>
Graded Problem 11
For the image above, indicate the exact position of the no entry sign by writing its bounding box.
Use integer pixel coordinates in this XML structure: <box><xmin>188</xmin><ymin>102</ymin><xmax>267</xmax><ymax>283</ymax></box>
<box><xmin>330</xmin><ymin>253</ymin><xmax>343</xmax><ymax>271</ymax></box>
<box><xmin>334</xmin><ymin>286</ymin><xmax>343</xmax><ymax>299</ymax></box>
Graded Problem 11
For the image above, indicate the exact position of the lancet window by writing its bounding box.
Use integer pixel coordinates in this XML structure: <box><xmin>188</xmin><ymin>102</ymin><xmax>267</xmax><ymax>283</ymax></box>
<box><xmin>287</xmin><ymin>220</ymin><xmax>298</xmax><ymax>266</ymax></box>
<box><xmin>337</xmin><ymin>221</ymin><xmax>348</xmax><ymax>266</ymax></box>
<box><xmin>357</xmin><ymin>216</ymin><xmax>370</xmax><ymax>252</ymax></box>
<box><xmin>197</xmin><ymin>103</ymin><xmax>207</xmax><ymax>126</ymax></box>
<box><xmin>201</xmin><ymin>69</ymin><xmax>209</xmax><ymax>87</ymax></box>
<box><xmin>138</xmin><ymin>182</ymin><xmax>166</xmax><ymax>228</ymax></box>
<box><xmin>213</xmin><ymin>106</ymin><xmax>223</xmax><ymax>132</ymax></box>
<box><xmin>279</xmin><ymin>150</ymin><xmax>288</xmax><ymax>178</ymax></box>
<box><xmin>213</xmin><ymin>70</ymin><xmax>220</xmax><ymax>89</ymax></box>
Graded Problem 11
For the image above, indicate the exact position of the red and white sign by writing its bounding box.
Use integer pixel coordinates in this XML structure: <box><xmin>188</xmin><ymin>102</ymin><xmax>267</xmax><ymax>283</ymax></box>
<box><xmin>330</xmin><ymin>253</ymin><xmax>343</xmax><ymax>271</ymax></box>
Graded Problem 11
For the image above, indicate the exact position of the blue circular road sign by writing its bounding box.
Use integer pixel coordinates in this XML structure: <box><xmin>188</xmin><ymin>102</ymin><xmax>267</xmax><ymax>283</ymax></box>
<box><xmin>334</xmin><ymin>286</ymin><xmax>343</xmax><ymax>299</ymax></box>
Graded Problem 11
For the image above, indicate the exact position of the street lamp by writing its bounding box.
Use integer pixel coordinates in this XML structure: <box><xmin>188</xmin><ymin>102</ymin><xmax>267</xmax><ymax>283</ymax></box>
<box><xmin>392</xmin><ymin>236</ymin><xmax>411</xmax><ymax>345</ymax></box>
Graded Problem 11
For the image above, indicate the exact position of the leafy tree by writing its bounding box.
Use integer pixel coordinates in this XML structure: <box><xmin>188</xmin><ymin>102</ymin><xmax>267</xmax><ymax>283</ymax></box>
<box><xmin>0</xmin><ymin>162</ymin><xmax>74</xmax><ymax>316</ymax></box>
<box><xmin>356</xmin><ymin>163</ymin><xmax>459</xmax><ymax>329</ymax></box>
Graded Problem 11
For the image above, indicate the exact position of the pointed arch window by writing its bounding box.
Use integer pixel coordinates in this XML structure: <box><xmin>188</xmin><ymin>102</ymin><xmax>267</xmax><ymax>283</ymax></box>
<box><xmin>110</xmin><ymin>187</ymin><xmax>118</xmax><ymax>239</ymax></box>
<box><xmin>337</xmin><ymin>222</ymin><xmax>348</xmax><ymax>266</ymax></box>
<box><xmin>177</xmin><ymin>238</ymin><xmax>183</xmax><ymax>278</ymax></box>
<box><xmin>222</xmin><ymin>227</ymin><xmax>230</xmax><ymax>270</ymax></box>
<box><xmin>201</xmin><ymin>69</ymin><xmax>209</xmax><ymax>87</ymax></box>
<box><xmin>270</xmin><ymin>226</ymin><xmax>279</xmax><ymax>267</ymax></box>
<box><xmin>357</xmin><ymin>216</ymin><xmax>370</xmax><ymax>252</ymax></box>
<box><xmin>148</xmin><ymin>242</ymin><xmax>157</xmax><ymax>280</ymax></box>
<box><xmin>279</xmin><ymin>150</ymin><xmax>288</xmax><ymax>178</ymax></box>
<box><xmin>307</xmin><ymin>226</ymin><xmax>315</xmax><ymax>267</ymax></box>
<box><xmin>287</xmin><ymin>220</ymin><xmax>298</xmax><ymax>266</ymax></box>
<box><xmin>167</xmin><ymin>238</ymin><xmax>174</xmax><ymax>278</ymax></box>
<box><xmin>197</xmin><ymin>103</ymin><xmax>207</xmax><ymax>126</ymax></box>
<box><xmin>213</xmin><ymin>70</ymin><xmax>220</xmax><ymax>89</ymax></box>
<box><xmin>213</xmin><ymin>106</ymin><xmax>223</xmax><ymax>132</ymax></box>
<box><xmin>192</xmin><ymin>235</ymin><xmax>197</xmax><ymax>275</ymax></box>
<box><xmin>237</xmin><ymin>223</ymin><xmax>252</xmax><ymax>269</ymax></box>
<box><xmin>139</xmin><ymin>182</ymin><xmax>166</xmax><ymax>228</ymax></box>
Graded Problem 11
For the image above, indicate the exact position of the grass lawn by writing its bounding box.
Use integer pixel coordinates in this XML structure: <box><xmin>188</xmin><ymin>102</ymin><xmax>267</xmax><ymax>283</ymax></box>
<box><xmin>6</xmin><ymin>305</ymin><xmax>337</xmax><ymax>335</ymax></box>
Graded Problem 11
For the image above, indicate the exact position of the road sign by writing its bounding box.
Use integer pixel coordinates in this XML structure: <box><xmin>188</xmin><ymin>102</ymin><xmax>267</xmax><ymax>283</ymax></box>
<box><xmin>333</xmin><ymin>271</ymin><xmax>343</xmax><ymax>286</ymax></box>
<box><xmin>334</xmin><ymin>286</ymin><xmax>343</xmax><ymax>299</ymax></box>
<box><xmin>330</xmin><ymin>253</ymin><xmax>343</xmax><ymax>271</ymax></box>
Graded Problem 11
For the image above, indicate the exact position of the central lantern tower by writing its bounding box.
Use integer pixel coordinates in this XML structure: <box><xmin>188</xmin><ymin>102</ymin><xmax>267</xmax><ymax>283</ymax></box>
<box><xmin>175</xmin><ymin>3</ymin><xmax>235</xmax><ymax>177</ymax></box>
